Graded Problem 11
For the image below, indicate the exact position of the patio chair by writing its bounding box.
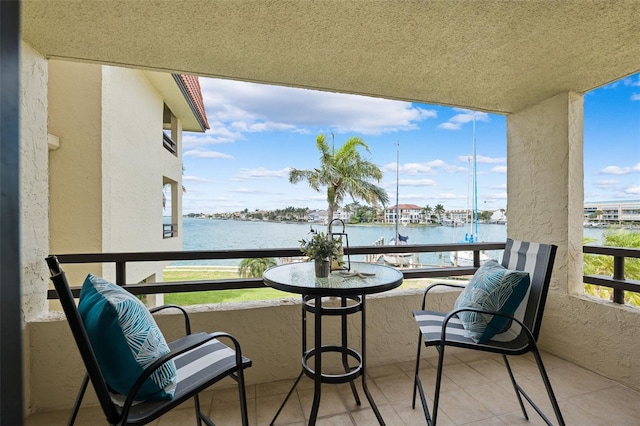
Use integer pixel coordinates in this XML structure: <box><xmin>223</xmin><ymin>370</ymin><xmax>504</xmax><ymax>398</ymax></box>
<box><xmin>46</xmin><ymin>255</ymin><xmax>252</xmax><ymax>426</ymax></box>
<box><xmin>412</xmin><ymin>239</ymin><xmax>565</xmax><ymax>425</ymax></box>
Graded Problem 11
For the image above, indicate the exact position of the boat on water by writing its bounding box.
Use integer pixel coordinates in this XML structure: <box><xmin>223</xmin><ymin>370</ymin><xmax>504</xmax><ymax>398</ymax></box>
<box><xmin>450</xmin><ymin>114</ymin><xmax>491</xmax><ymax>267</ymax></box>
<box><xmin>383</xmin><ymin>233</ymin><xmax>414</xmax><ymax>266</ymax></box>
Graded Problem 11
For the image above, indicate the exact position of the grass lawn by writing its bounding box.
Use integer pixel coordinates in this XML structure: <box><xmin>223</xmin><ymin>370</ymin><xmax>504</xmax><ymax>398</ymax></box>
<box><xmin>162</xmin><ymin>268</ymin><xmax>294</xmax><ymax>305</ymax></box>
<box><xmin>162</xmin><ymin>267</ymin><xmax>460</xmax><ymax>306</ymax></box>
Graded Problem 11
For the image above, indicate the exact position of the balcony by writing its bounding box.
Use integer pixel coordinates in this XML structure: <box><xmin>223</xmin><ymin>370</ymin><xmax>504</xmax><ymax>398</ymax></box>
<box><xmin>25</xmin><ymin>243</ymin><xmax>640</xmax><ymax>424</ymax></box>
<box><xmin>25</xmin><ymin>350</ymin><xmax>640</xmax><ymax>425</ymax></box>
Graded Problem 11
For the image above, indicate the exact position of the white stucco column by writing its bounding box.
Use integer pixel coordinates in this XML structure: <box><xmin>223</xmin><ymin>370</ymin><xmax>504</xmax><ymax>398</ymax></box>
<box><xmin>20</xmin><ymin>42</ymin><xmax>50</xmax><ymax>321</ymax></box>
<box><xmin>506</xmin><ymin>91</ymin><xmax>584</xmax><ymax>297</ymax></box>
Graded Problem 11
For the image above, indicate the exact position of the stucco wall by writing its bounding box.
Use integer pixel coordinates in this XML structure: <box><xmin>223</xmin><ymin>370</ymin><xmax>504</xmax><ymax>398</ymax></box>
<box><xmin>48</xmin><ymin>60</ymin><xmax>104</xmax><ymax>285</ymax></box>
<box><xmin>507</xmin><ymin>92</ymin><xmax>640</xmax><ymax>392</ymax></box>
<box><xmin>101</xmin><ymin>66</ymin><xmax>182</xmax><ymax>282</ymax></box>
<box><xmin>48</xmin><ymin>62</ymin><xmax>182</xmax><ymax>285</ymax></box>
<box><xmin>20</xmin><ymin>41</ymin><xmax>50</xmax><ymax>417</ymax></box>
<box><xmin>27</xmin><ymin>289</ymin><xmax>459</xmax><ymax>412</ymax></box>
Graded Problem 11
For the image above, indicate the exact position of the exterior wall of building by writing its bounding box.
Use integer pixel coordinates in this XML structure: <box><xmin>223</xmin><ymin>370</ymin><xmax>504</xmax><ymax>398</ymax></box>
<box><xmin>508</xmin><ymin>92</ymin><xmax>640</xmax><ymax>392</ymax></box>
<box><xmin>48</xmin><ymin>61</ymin><xmax>182</xmax><ymax>286</ymax></box>
<box><xmin>48</xmin><ymin>60</ymin><xmax>105</xmax><ymax>286</ymax></box>
<box><xmin>100</xmin><ymin>65</ymin><xmax>182</xmax><ymax>283</ymax></box>
<box><xmin>584</xmin><ymin>201</ymin><xmax>640</xmax><ymax>223</ymax></box>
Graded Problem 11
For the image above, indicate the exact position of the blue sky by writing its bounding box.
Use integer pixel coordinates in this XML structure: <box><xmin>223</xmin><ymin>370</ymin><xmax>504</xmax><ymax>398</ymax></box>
<box><xmin>181</xmin><ymin>74</ymin><xmax>640</xmax><ymax>214</ymax></box>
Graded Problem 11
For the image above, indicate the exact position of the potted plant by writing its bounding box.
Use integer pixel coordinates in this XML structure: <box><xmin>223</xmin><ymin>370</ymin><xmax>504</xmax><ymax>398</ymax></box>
<box><xmin>299</xmin><ymin>231</ymin><xmax>341</xmax><ymax>277</ymax></box>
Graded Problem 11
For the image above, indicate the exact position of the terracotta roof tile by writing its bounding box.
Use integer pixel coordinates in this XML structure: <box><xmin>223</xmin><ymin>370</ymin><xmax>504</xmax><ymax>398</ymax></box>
<box><xmin>178</xmin><ymin>75</ymin><xmax>209</xmax><ymax>129</ymax></box>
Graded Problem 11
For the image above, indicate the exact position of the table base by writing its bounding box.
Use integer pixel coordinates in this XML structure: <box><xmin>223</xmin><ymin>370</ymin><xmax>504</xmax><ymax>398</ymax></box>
<box><xmin>269</xmin><ymin>295</ymin><xmax>386</xmax><ymax>426</ymax></box>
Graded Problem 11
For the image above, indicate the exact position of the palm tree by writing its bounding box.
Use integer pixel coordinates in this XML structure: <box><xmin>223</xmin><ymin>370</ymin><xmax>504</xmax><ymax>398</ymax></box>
<box><xmin>289</xmin><ymin>134</ymin><xmax>389</xmax><ymax>225</ymax></box>
<box><xmin>584</xmin><ymin>230</ymin><xmax>640</xmax><ymax>306</ymax></box>
<box><xmin>422</xmin><ymin>205</ymin><xmax>432</xmax><ymax>223</ymax></box>
<box><xmin>434</xmin><ymin>204</ymin><xmax>445</xmax><ymax>223</ymax></box>
<box><xmin>238</xmin><ymin>258</ymin><xmax>277</xmax><ymax>278</ymax></box>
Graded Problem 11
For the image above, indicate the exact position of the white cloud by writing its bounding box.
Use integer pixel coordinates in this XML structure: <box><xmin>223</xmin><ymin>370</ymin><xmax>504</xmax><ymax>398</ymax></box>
<box><xmin>631</xmin><ymin>93</ymin><xmax>640</xmax><ymax>101</ymax></box>
<box><xmin>233</xmin><ymin>167</ymin><xmax>291</xmax><ymax>180</ymax></box>
<box><xmin>198</xmin><ymin>78</ymin><xmax>438</xmax><ymax>140</ymax></box>
<box><xmin>491</xmin><ymin>183</ymin><xmax>507</xmax><ymax>190</ymax></box>
<box><xmin>183</xmin><ymin>149</ymin><xmax>234</xmax><ymax>159</ymax></box>
<box><xmin>457</xmin><ymin>155</ymin><xmax>506</xmax><ymax>164</ymax></box>
<box><xmin>382</xmin><ymin>160</ymin><xmax>446</xmax><ymax>175</ymax></box>
<box><xmin>633</xmin><ymin>163</ymin><xmax>640</xmax><ymax>172</ymax></box>
<box><xmin>398</xmin><ymin>179</ymin><xmax>437</xmax><ymax>186</ymax></box>
<box><xmin>491</xmin><ymin>166</ymin><xmax>508</xmax><ymax>173</ymax></box>
<box><xmin>183</xmin><ymin>175</ymin><xmax>210</xmax><ymax>183</ymax></box>
<box><xmin>486</xmin><ymin>192</ymin><xmax>508</xmax><ymax>199</ymax></box>
<box><xmin>595</xmin><ymin>179</ymin><xmax>618</xmax><ymax>188</ymax></box>
<box><xmin>599</xmin><ymin>165</ymin><xmax>631</xmax><ymax>175</ymax></box>
<box><xmin>625</xmin><ymin>185</ymin><xmax>640</xmax><ymax>195</ymax></box>
<box><xmin>437</xmin><ymin>109</ymin><xmax>489</xmax><ymax>130</ymax></box>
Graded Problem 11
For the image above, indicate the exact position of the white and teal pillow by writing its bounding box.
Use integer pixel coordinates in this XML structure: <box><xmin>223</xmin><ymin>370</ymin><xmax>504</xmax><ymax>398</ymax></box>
<box><xmin>454</xmin><ymin>260</ymin><xmax>530</xmax><ymax>343</ymax></box>
<box><xmin>78</xmin><ymin>274</ymin><xmax>176</xmax><ymax>401</ymax></box>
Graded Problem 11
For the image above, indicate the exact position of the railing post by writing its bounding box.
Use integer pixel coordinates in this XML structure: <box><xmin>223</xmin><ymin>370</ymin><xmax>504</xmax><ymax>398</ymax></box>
<box><xmin>612</xmin><ymin>255</ymin><xmax>625</xmax><ymax>304</ymax></box>
<box><xmin>116</xmin><ymin>261</ymin><xmax>126</xmax><ymax>286</ymax></box>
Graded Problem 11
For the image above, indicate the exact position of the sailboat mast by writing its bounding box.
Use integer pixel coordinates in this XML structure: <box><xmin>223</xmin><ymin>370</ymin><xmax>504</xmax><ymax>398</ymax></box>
<box><xmin>395</xmin><ymin>143</ymin><xmax>399</xmax><ymax>244</ymax></box>
<box><xmin>472</xmin><ymin>113</ymin><xmax>478</xmax><ymax>242</ymax></box>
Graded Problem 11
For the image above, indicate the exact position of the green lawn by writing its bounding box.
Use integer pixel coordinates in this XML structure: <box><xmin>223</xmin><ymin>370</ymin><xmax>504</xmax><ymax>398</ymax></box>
<box><xmin>162</xmin><ymin>268</ymin><xmax>294</xmax><ymax>305</ymax></box>
<box><xmin>162</xmin><ymin>267</ymin><xmax>456</xmax><ymax>306</ymax></box>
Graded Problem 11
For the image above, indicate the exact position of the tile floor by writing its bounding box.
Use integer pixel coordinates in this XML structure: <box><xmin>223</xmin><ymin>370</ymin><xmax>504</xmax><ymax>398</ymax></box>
<box><xmin>25</xmin><ymin>350</ymin><xmax>640</xmax><ymax>425</ymax></box>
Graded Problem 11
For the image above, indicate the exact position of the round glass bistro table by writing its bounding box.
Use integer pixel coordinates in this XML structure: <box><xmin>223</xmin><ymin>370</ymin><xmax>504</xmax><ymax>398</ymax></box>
<box><xmin>263</xmin><ymin>261</ymin><xmax>403</xmax><ymax>426</ymax></box>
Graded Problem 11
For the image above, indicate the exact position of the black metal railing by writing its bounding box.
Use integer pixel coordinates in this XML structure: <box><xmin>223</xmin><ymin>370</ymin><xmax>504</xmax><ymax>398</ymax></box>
<box><xmin>48</xmin><ymin>243</ymin><xmax>640</xmax><ymax>304</ymax></box>
<box><xmin>46</xmin><ymin>242</ymin><xmax>504</xmax><ymax>299</ymax></box>
<box><xmin>163</xmin><ymin>223</ymin><xmax>177</xmax><ymax>238</ymax></box>
<box><xmin>162</xmin><ymin>132</ymin><xmax>177</xmax><ymax>155</ymax></box>
<box><xmin>583</xmin><ymin>245</ymin><xmax>640</xmax><ymax>304</ymax></box>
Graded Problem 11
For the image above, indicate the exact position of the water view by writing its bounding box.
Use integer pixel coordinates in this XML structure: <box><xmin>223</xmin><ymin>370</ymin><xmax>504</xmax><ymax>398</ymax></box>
<box><xmin>179</xmin><ymin>218</ymin><xmax>609</xmax><ymax>267</ymax></box>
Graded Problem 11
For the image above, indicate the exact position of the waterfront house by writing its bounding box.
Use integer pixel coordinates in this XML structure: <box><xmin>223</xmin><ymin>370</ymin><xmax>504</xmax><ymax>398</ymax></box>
<box><xmin>385</xmin><ymin>204</ymin><xmax>423</xmax><ymax>224</ymax></box>
<box><xmin>5</xmin><ymin>2</ymin><xmax>640</xmax><ymax>423</ymax></box>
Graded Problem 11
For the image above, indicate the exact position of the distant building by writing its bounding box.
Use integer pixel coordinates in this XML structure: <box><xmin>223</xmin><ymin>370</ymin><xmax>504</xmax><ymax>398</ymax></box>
<box><xmin>385</xmin><ymin>204</ymin><xmax>422</xmax><ymax>224</ymax></box>
<box><xmin>584</xmin><ymin>201</ymin><xmax>640</xmax><ymax>224</ymax></box>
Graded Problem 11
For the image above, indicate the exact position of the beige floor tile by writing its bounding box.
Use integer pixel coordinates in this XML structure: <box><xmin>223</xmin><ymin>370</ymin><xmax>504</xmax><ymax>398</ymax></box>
<box><xmin>437</xmin><ymin>388</ymin><xmax>496</xmax><ymax>425</ymax></box>
<box><xmin>24</xmin><ymin>356</ymin><xmax>640</xmax><ymax>426</ymax></box>
<box><xmin>337</xmin><ymin>378</ymin><xmax>389</xmax><ymax>411</ymax></box>
<box><xmin>315</xmin><ymin>412</ymin><xmax>354</xmax><ymax>425</ymax></box>
<box><xmin>370</xmin><ymin>372</ymin><xmax>414</xmax><ymax>403</ymax></box>
<box><xmin>257</xmin><ymin>393</ymin><xmax>305</xmax><ymax>425</ymax></box>
<box><xmin>416</xmin><ymin>364</ymin><xmax>461</xmax><ymax>396</ymax></box>
<box><xmin>546</xmin><ymin>362</ymin><xmax>617</xmax><ymax>398</ymax></box>
<box><xmin>464</xmin><ymin>417</ymin><xmax>508</xmax><ymax>425</ymax></box>
<box><xmin>350</xmin><ymin>403</ymin><xmax>404</xmax><ymax>426</ymax></box>
<box><xmin>298</xmin><ymin>385</ymin><xmax>349</xmax><ymax>419</ymax></box>
<box><xmin>466</xmin><ymin>358</ymin><xmax>513</xmax><ymax>383</ymax></box>
<box><xmin>464</xmin><ymin>382</ymin><xmax>523</xmax><ymax>416</ymax></box>
<box><xmin>209</xmin><ymin>398</ymin><xmax>257</xmax><ymax>426</ymax></box>
<box><xmin>442</xmin><ymin>361</ymin><xmax>492</xmax><ymax>388</ymax></box>
<box><xmin>256</xmin><ymin>377</ymin><xmax>299</xmax><ymax>398</ymax></box>
<box><xmin>564</xmin><ymin>384</ymin><xmax>640</xmax><ymax>425</ymax></box>
<box><xmin>366</xmin><ymin>363</ymin><xmax>405</xmax><ymax>379</ymax></box>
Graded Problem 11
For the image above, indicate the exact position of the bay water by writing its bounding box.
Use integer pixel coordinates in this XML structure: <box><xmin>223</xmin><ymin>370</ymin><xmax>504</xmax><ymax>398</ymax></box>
<box><xmin>180</xmin><ymin>218</ymin><xmax>607</xmax><ymax>267</ymax></box>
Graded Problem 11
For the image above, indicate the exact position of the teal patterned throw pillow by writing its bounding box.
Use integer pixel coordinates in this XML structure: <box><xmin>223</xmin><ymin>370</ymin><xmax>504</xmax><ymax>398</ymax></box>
<box><xmin>454</xmin><ymin>260</ymin><xmax>530</xmax><ymax>343</ymax></box>
<box><xmin>78</xmin><ymin>274</ymin><xmax>176</xmax><ymax>401</ymax></box>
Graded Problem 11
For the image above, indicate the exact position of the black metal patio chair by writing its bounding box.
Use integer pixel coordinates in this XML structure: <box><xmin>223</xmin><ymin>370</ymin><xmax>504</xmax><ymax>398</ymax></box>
<box><xmin>46</xmin><ymin>255</ymin><xmax>252</xmax><ymax>426</ymax></box>
<box><xmin>412</xmin><ymin>239</ymin><xmax>565</xmax><ymax>425</ymax></box>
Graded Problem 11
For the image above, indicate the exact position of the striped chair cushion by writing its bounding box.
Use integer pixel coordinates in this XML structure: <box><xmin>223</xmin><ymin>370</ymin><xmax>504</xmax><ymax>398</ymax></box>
<box><xmin>413</xmin><ymin>309</ymin><xmax>531</xmax><ymax>353</ymax></box>
<box><xmin>124</xmin><ymin>332</ymin><xmax>250</xmax><ymax>421</ymax></box>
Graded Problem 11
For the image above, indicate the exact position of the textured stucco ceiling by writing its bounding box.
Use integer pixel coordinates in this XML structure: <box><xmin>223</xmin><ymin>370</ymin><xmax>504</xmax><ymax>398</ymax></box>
<box><xmin>22</xmin><ymin>1</ymin><xmax>640</xmax><ymax>114</ymax></box>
